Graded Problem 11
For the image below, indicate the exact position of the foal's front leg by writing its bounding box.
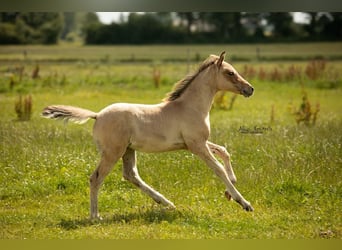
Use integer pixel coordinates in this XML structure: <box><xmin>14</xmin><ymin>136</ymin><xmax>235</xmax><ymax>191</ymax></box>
<box><xmin>188</xmin><ymin>141</ymin><xmax>254</xmax><ymax>212</ymax></box>
<box><xmin>207</xmin><ymin>141</ymin><xmax>237</xmax><ymax>201</ymax></box>
<box><xmin>122</xmin><ymin>148</ymin><xmax>176</xmax><ymax>208</ymax></box>
<box><xmin>207</xmin><ymin>141</ymin><xmax>237</xmax><ymax>184</ymax></box>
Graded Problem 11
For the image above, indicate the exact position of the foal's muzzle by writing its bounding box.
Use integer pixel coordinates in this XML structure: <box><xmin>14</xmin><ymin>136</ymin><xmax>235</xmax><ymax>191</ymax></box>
<box><xmin>241</xmin><ymin>85</ymin><xmax>254</xmax><ymax>97</ymax></box>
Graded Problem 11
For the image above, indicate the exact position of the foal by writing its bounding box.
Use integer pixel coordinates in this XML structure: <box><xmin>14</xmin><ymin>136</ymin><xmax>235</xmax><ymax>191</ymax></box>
<box><xmin>42</xmin><ymin>52</ymin><xmax>254</xmax><ymax>219</ymax></box>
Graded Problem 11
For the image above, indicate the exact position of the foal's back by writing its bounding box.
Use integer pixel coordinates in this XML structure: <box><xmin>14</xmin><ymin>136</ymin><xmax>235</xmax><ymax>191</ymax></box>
<box><xmin>93</xmin><ymin>102</ymin><xmax>187</xmax><ymax>153</ymax></box>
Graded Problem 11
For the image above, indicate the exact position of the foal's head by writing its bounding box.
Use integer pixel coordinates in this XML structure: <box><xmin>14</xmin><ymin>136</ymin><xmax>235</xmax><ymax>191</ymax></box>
<box><xmin>214</xmin><ymin>52</ymin><xmax>254</xmax><ymax>97</ymax></box>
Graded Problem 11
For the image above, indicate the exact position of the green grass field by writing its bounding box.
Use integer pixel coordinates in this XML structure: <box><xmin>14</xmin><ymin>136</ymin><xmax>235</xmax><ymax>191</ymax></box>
<box><xmin>0</xmin><ymin>43</ymin><xmax>341</xmax><ymax>239</ymax></box>
<box><xmin>1</xmin><ymin>42</ymin><xmax>342</xmax><ymax>62</ymax></box>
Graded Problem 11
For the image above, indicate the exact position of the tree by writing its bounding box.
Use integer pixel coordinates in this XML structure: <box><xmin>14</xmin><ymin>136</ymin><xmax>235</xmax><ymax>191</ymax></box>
<box><xmin>0</xmin><ymin>12</ymin><xmax>63</xmax><ymax>44</ymax></box>
<box><xmin>304</xmin><ymin>12</ymin><xmax>319</xmax><ymax>38</ymax></box>
<box><xmin>81</xmin><ymin>12</ymin><xmax>342</xmax><ymax>44</ymax></box>
<box><xmin>304</xmin><ymin>12</ymin><xmax>342</xmax><ymax>40</ymax></box>
<box><xmin>266</xmin><ymin>12</ymin><xmax>295</xmax><ymax>39</ymax></box>
<box><xmin>81</xmin><ymin>12</ymin><xmax>102</xmax><ymax>38</ymax></box>
<box><xmin>39</xmin><ymin>13</ymin><xmax>64</xmax><ymax>44</ymax></box>
<box><xmin>204</xmin><ymin>13</ymin><xmax>245</xmax><ymax>42</ymax></box>
<box><xmin>176</xmin><ymin>12</ymin><xmax>199</xmax><ymax>35</ymax></box>
<box><xmin>61</xmin><ymin>12</ymin><xmax>76</xmax><ymax>40</ymax></box>
<box><xmin>0</xmin><ymin>12</ymin><xmax>19</xmax><ymax>23</ymax></box>
<box><xmin>323</xmin><ymin>13</ymin><xmax>342</xmax><ymax>40</ymax></box>
<box><xmin>126</xmin><ymin>13</ymin><xmax>166</xmax><ymax>43</ymax></box>
<box><xmin>0</xmin><ymin>22</ymin><xmax>21</xmax><ymax>44</ymax></box>
<box><xmin>14</xmin><ymin>16</ymin><xmax>40</xmax><ymax>44</ymax></box>
<box><xmin>83</xmin><ymin>12</ymin><xmax>101</xmax><ymax>27</ymax></box>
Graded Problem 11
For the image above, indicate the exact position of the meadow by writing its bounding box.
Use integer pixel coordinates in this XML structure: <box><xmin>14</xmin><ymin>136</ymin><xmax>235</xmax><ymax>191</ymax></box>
<box><xmin>0</xmin><ymin>43</ymin><xmax>341</xmax><ymax>239</ymax></box>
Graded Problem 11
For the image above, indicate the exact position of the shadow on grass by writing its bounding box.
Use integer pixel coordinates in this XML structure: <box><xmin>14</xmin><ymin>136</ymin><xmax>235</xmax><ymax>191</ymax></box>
<box><xmin>58</xmin><ymin>206</ymin><xmax>195</xmax><ymax>230</ymax></box>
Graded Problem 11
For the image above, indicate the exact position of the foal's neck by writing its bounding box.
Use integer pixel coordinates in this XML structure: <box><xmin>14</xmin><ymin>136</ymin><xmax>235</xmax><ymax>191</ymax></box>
<box><xmin>178</xmin><ymin>69</ymin><xmax>217</xmax><ymax>115</ymax></box>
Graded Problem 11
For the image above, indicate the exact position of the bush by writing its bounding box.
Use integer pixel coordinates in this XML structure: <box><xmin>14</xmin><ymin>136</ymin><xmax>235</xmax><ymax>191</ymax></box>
<box><xmin>0</xmin><ymin>23</ymin><xmax>21</xmax><ymax>44</ymax></box>
<box><xmin>0</xmin><ymin>12</ymin><xmax>63</xmax><ymax>45</ymax></box>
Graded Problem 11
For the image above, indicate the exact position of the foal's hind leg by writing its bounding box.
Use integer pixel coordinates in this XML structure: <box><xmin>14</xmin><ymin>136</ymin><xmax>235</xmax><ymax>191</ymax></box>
<box><xmin>90</xmin><ymin>150</ymin><xmax>124</xmax><ymax>220</ymax></box>
<box><xmin>122</xmin><ymin>148</ymin><xmax>175</xmax><ymax>208</ymax></box>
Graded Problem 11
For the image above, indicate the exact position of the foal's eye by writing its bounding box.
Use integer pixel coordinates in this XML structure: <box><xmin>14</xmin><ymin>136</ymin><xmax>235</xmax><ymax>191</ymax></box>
<box><xmin>228</xmin><ymin>71</ymin><xmax>235</xmax><ymax>76</ymax></box>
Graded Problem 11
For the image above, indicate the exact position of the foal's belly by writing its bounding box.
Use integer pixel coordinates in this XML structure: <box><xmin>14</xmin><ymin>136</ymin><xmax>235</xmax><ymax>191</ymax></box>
<box><xmin>129</xmin><ymin>134</ymin><xmax>187</xmax><ymax>153</ymax></box>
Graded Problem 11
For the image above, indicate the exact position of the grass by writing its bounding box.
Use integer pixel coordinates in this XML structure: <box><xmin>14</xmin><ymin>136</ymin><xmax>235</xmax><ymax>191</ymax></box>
<box><xmin>1</xmin><ymin>42</ymin><xmax>342</xmax><ymax>62</ymax></box>
<box><xmin>0</xmin><ymin>43</ymin><xmax>341</xmax><ymax>239</ymax></box>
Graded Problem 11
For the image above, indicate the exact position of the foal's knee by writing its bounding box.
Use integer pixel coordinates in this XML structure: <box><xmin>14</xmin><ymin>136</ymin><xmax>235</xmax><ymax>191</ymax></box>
<box><xmin>90</xmin><ymin>170</ymin><xmax>99</xmax><ymax>187</ymax></box>
<box><xmin>123</xmin><ymin>168</ymin><xmax>141</xmax><ymax>187</ymax></box>
<box><xmin>217</xmin><ymin>146</ymin><xmax>231</xmax><ymax>161</ymax></box>
<box><xmin>230</xmin><ymin>176</ymin><xmax>237</xmax><ymax>185</ymax></box>
<box><xmin>122</xmin><ymin>169</ymin><xmax>132</xmax><ymax>182</ymax></box>
<box><xmin>220</xmin><ymin>145</ymin><xmax>229</xmax><ymax>156</ymax></box>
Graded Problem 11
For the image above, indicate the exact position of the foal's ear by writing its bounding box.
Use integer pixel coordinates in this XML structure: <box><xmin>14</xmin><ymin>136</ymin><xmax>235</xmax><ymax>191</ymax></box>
<box><xmin>217</xmin><ymin>51</ymin><xmax>226</xmax><ymax>67</ymax></box>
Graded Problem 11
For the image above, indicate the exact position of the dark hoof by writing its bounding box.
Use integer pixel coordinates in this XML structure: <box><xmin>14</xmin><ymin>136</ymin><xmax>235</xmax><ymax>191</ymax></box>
<box><xmin>244</xmin><ymin>204</ymin><xmax>254</xmax><ymax>212</ymax></box>
<box><xmin>236</xmin><ymin>199</ymin><xmax>254</xmax><ymax>212</ymax></box>
<box><xmin>224</xmin><ymin>191</ymin><xmax>232</xmax><ymax>201</ymax></box>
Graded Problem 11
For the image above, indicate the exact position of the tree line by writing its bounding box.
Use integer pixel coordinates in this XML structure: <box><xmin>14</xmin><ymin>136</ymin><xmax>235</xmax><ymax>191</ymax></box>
<box><xmin>0</xmin><ymin>12</ymin><xmax>341</xmax><ymax>45</ymax></box>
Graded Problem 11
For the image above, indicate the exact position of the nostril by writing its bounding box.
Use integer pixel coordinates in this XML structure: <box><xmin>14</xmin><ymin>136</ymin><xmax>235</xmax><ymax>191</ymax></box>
<box><xmin>241</xmin><ymin>85</ymin><xmax>254</xmax><ymax>97</ymax></box>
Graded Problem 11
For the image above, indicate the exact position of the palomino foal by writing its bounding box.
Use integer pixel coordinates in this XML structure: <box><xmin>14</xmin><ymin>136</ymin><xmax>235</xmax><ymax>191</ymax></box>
<box><xmin>42</xmin><ymin>52</ymin><xmax>254</xmax><ymax>219</ymax></box>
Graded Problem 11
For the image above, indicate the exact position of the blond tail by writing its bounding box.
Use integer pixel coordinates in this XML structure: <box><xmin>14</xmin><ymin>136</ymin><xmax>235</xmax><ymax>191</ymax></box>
<box><xmin>42</xmin><ymin>105</ymin><xmax>97</xmax><ymax>124</ymax></box>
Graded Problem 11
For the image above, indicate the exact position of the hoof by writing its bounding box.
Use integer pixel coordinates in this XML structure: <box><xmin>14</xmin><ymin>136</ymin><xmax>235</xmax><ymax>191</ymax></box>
<box><xmin>243</xmin><ymin>203</ymin><xmax>254</xmax><ymax>212</ymax></box>
<box><xmin>167</xmin><ymin>203</ymin><xmax>176</xmax><ymax>209</ymax></box>
<box><xmin>90</xmin><ymin>215</ymin><xmax>103</xmax><ymax>221</ymax></box>
<box><xmin>161</xmin><ymin>200</ymin><xmax>176</xmax><ymax>209</ymax></box>
<box><xmin>224</xmin><ymin>190</ymin><xmax>232</xmax><ymax>201</ymax></box>
<box><xmin>235</xmin><ymin>199</ymin><xmax>254</xmax><ymax>212</ymax></box>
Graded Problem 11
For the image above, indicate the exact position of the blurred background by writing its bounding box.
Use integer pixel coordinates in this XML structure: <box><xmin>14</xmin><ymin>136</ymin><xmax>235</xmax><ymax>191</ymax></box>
<box><xmin>0</xmin><ymin>12</ymin><xmax>341</xmax><ymax>45</ymax></box>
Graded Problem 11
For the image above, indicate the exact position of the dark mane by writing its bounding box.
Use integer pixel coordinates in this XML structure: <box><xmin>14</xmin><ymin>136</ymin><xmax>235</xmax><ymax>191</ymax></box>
<box><xmin>164</xmin><ymin>56</ymin><xmax>217</xmax><ymax>102</ymax></box>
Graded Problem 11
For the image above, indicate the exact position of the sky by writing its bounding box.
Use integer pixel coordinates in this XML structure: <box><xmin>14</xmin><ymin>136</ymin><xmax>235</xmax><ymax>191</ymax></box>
<box><xmin>96</xmin><ymin>12</ymin><xmax>310</xmax><ymax>25</ymax></box>
<box><xmin>96</xmin><ymin>12</ymin><xmax>128</xmax><ymax>24</ymax></box>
